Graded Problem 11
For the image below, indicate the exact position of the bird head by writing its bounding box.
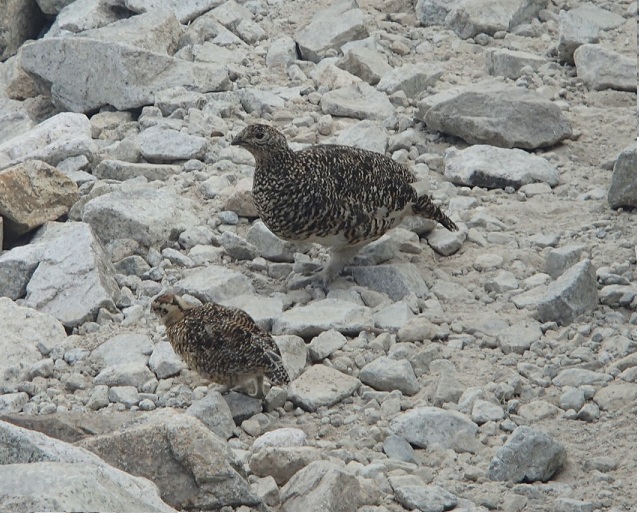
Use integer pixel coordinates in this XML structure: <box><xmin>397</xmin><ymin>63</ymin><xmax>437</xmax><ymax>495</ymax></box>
<box><xmin>151</xmin><ymin>293</ymin><xmax>190</xmax><ymax>326</ymax></box>
<box><xmin>231</xmin><ymin>124</ymin><xmax>289</xmax><ymax>158</ymax></box>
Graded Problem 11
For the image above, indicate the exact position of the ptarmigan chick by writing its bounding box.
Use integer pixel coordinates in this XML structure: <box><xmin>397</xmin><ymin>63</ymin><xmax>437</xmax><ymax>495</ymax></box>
<box><xmin>151</xmin><ymin>293</ymin><xmax>289</xmax><ymax>398</ymax></box>
<box><xmin>231</xmin><ymin>123</ymin><xmax>458</xmax><ymax>287</ymax></box>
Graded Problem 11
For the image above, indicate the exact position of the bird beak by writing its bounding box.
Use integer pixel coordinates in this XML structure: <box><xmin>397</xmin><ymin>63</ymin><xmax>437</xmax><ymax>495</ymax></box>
<box><xmin>231</xmin><ymin>133</ymin><xmax>243</xmax><ymax>146</ymax></box>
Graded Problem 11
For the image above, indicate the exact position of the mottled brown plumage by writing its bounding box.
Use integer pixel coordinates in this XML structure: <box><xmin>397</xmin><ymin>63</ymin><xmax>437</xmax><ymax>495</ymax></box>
<box><xmin>151</xmin><ymin>293</ymin><xmax>289</xmax><ymax>398</ymax></box>
<box><xmin>231</xmin><ymin>124</ymin><xmax>457</xmax><ymax>286</ymax></box>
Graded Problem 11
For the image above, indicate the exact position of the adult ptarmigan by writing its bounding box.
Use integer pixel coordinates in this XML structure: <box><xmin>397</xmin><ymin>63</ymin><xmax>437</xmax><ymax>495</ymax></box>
<box><xmin>231</xmin><ymin>124</ymin><xmax>457</xmax><ymax>287</ymax></box>
<box><xmin>151</xmin><ymin>293</ymin><xmax>289</xmax><ymax>398</ymax></box>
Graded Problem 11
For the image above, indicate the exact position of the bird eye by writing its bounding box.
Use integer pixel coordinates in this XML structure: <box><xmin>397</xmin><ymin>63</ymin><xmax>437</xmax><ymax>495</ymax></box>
<box><xmin>255</xmin><ymin>132</ymin><xmax>264</xmax><ymax>140</ymax></box>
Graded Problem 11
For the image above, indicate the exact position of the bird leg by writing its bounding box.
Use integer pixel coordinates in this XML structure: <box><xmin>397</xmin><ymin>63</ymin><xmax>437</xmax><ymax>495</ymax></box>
<box><xmin>288</xmin><ymin>245</ymin><xmax>363</xmax><ymax>290</ymax></box>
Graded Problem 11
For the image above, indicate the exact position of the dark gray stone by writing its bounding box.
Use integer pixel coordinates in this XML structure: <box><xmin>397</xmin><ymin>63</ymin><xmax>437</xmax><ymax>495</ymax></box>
<box><xmin>608</xmin><ymin>145</ymin><xmax>637</xmax><ymax>209</ymax></box>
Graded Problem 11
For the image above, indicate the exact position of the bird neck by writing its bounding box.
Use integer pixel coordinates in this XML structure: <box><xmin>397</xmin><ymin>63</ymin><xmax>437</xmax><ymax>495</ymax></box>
<box><xmin>254</xmin><ymin>146</ymin><xmax>294</xmax><ymax>169</ymax></box>
<box><xmin>163</xmin><ymin>308</ymin><xmax>186</xmax><ymax>328</ymax></box>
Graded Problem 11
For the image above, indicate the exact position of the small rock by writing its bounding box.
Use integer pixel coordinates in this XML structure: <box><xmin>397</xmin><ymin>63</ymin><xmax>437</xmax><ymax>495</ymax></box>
<box><xmin>552</xmin><ymin>368</ymin><xmax>612</xmax><ymax>387</ymax></box>
<box><xmin>222</xmin><ymin>391</ymin><xmax>263</xmax><ymax>425</ymax></box>
<box><xmin>148</xmin><ymin>341</ymin><xmax>185</xmax><ymax>379</ymax></box>
<box><xmin>186</xmin><ymin>390</ymin><xmax>235</xmax><ymax>439</ymax></box>
<box><xmin>249</xmin><ymin>446</ymin><xmax>322</xmax><ymax>486</ymax></box>
<box><xmin>308</xmin><ymin>329</ymin><xmax>347</xmax><ymax>362</ymax></box>
<box><xmin>351</xmin><ymin>263</ymin><xmax>429</xmax><ymax>301</ymax></box>
<box><xmin>253</xmin><ymin>428</ymin><xmax>308</xmax><ymax>451</ymax></box>
<box><xmin>289</xmin><ymin>365</ymin><xmax>361</xmax><ymax>412</ymax></box>
<box><xmin>383</xmin><ymin>434</ymin><xmax>418</xmax><ymax>463</ymax></box>
<box><xmin>360</xmin><ymin>356</ymin><xmax>420</xmax><ymax>396</ymax></box>
<box><xmin>471</xmin><ymin>400</ymin><xmax>505</xmax><ymax>424</ymax></box>
<box><xmin>608</xmin><ymin>145</ymin><xmax>637</xmax><ymax>209</ymax></box>
<box><xmin>393</xmin><ymin>484</ymin><xmax>458</xmax><ymax>512</ymax></box>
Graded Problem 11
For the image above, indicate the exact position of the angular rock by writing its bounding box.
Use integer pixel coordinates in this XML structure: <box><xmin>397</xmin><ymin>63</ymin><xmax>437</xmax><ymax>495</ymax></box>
<box><xmin>373</xmin><ymin>301</ymin><xmax>415</xmax><ymax>332</ymax></box>
<box><xmin>334</xmin><ymin>119</ymin><xmax>389</xmax><ymax>153</ymax></box>
<box><xmin>20</xmin><ymin>37</ymin><xmax>231</xmax><ymax>113</ymax></box>
<box><xmin>418</xmin><ymin>81</ymin><xmax>572</xmax><ymax>149</ymax></box>
<box><xmin>377</xmin><ymin>63</ymin><xmax>444</xmax><ymax>98</ymax></box>
<box><xmin>415</xmin><ymin>0</ymin><xmax>456</xmax><ymax>26</ymax></box>
<box><xmin>339</xmin><ymin>47</ymin><xmax>392</xmax><ymax>85</ymax></box>
<box><xmin>219</xmin><ymin>231</ymin><xmax>259</xmax><ymax>260</ymax></box>
<box><xmin>383</xmin><ymin>434</ymin><xmax>418</xmax><ymax>463</ymax></box>
<box><xmin>245</xmin><ymin>220</ymin><xmax>309</xmax><ymax>263</ymax></box>
<box><xmin>445</xmin><ymin>0</ymin><xmax>547</xmax><ymax>39</ymax></box>
<box><xmin>149</xmin><ymin>341</ymin><xmax>185</xmax><ymax>379</ymax></box>
<box><xmin>272</xmin><ymin>298</ymin><xmax>373</xmax><ymax>337</ymax></box>
<box><xmin>308</xmin><ymin>329</ymin><xmax>348</xmax><ymax>362</ymax></box>
<box><xmin>266</xmin><ymin>36</ymin><xmax>297</xmax><ymax>68</ymax></box>
<box><xmin>94</xmin><ymin>160</ymin><xmax>181</xmax><ymax>181</ymax></box>
<box><xmin>295</xmin><ymin>4</ymin><xmax>368</xmax><ymax>63</ymax></box>
<box><xmin>593</xmin><ymin>382</ymin><xmax>637</xmax><ymax>412</ymax></box>
<box><xmin>46</xmin><ymin>0</ymin><xmax>125</xmax><ymax>35</ymax></box>
<box><xmin>0</xmin><ymin>241</ymin><xmax>46</xmax><ymax>299</ymax></box>
<box><xmin>537</xmin><ymin>260</ymin><xmax>598</xmax><ymax>326</ymax></box>
<box><xmin>518</xmin><ymin>400</ymin><xmax>560</xmax><ymax>422</ymax></box>
<box><xmin>249</xmin><ymin>446</ymin><xmax>322</xmax><ymax>486</ymax></box>
<box><xmin>350</xmin><ymin>263</ymin><xmax>429</xmax><ymax>301</ymax></box>
<box><xmin>574</xmin><ymin>45</ymin><xmax>635</xmax><ymax>92</ymax></box>
<box><xmin>393</xmin><ymin>484</ymin><xmax>458</xmax><ymax>512</ymax></box>
<box><xmin>94</xmin><ymin>362</ymin><xmax>155</xmax><ymax>390</ymax></box>
<box><xmin>280</xmin><ymin>460</ymin><xmax>368</xmax><ymax>511</ymax></box>
<box><xmin>486</xmin><ymin>48</ymin><xmax>547</xmax><ymax>79</ymax></box>
<box><xmin>308</xmin><ymin>60</ymin><xmax>362</xmax><ymax>90</ymax></box>
<box><xmin>0</xmin><ymin>112</ymin><xmax>94</xmax><ymax>171</ymax></box>
<box><xmin>289</xmin><ymin>365</ymin><xmax>361</xmax><ymax>411</ymax></box>
<box><xmin>174</xmin><ymin>265</ymin><xmax>255</xmax><ymax>303</ymax></box>
<box><xmin>488</xmin><ymin>426</ymin><xmax>566</xmax><ymax>482</ymax></box>
<box><xmin>78</xmin><ymin>410</ymin><xmax>259</xmax><ymax>510</ymax></box>
<box><xmin>552</xmin><ymin>368</ymin><xmax>612</xmax><ymax>388</ymax></box>
<box><xmin>426</xmin><ymin>226</ymin><xmax>467</xmax><ymax>257</ymax></box>
<box><xmin>321</xmin><ymin>82</ymin><xmax>394</xmax><ymax>121</ymax></box>
<box><xmin>186</xmin><ymin>390</ymin><xmax>235</xmax><ymax>440</ymax></box>
<box><xmin>0</xmin><ymin>392</ymin><xmax>28</xmax><ymax>414</ymax></box>
<box><xmin>138</xmin><ymin>126</ymin><xmax>208</xmax><ymax>163</ymax></box>
<box><xmin>22</xmin><ymin>222</ymin><xmax>119</xmax><ymax>327</ymax></box>
<box><xmin>0</xmin><ymin>160</ymin><xmax>78</xmax><ymax>237</ymax></box>
<box><xmin>444</xmin><ymin>145</ymin><xmax>559</xmax><ymax>189</ymax></box>
<box><xmin>124</xmin><ymin>0</ymin><xmax>225</xmax><ymax>23</ymax></box>
<box><xmin>497</xmin><ymin>320</ymin><xmax>542</xmax><ymax>355</ymax></box>
<box><xmin>222</xmin><ymin>391</ymin><xmax>263</xmax><ymax>424</ymax></box>
<box><xmin>472</xmin><ymin>400</ymin><xmax>505</xmax><ymax>424</ymax></box>
<box><xmin>360</xmin><ymin>356</ymin><xmax>420</xmax><ymax>396</ymax></box>
<box><xmin>83</xmin><ymin>187</ymin><xmax>199</xmax><ymax>247</ymax></box>
<box><xmin>108</xmin><ymin>386</ymin><xmax>141</xmax><ymax>407</ymax></box>
<box><xmin>390</xmin><ymin>407</ymin><xmax>479</xmax><ymax>453</ymax></box>
<box><xmin>274</xmin><ymin>335</ymin><xmax>307</xmax><ymax>381</ymax></box>
<box><xmin>545</xmin><ymin>245</ymin><xmax>587</xmax><ymax>279</ymax></box>
<box><xmin>252</xmin><ymin>428</ymin><xmax>308</xmax><ymax>451</ymax></box>
<box><xmin>0</xmin><ymin>420</ymin><xmax>174</xmax><ymax>512</ymax></box>
<box><xmin>608</xmin><ymin>145</ymin><xmax>637</xmax><ymax>209</ymax></box>
<box><xmin>238</xmin><ymin>88</ymin><xmax>286</xmax><ymax>116</ymax></box>
<box><xmin>92</xmin><ymin>333</ymin><xmax>153</xmax><ymax>368</ymax></box>
<box><xmin>0</xmin><ymin>0</ymin><xmax>45</xmax><ymax>61</ymax></box>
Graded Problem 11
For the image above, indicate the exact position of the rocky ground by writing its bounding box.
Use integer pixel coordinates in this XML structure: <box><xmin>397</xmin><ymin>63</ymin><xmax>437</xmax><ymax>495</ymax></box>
<box><xmin>0</xmin><ymin>0</ymin><xmax>636</xmax><ymax>511</ymax></box>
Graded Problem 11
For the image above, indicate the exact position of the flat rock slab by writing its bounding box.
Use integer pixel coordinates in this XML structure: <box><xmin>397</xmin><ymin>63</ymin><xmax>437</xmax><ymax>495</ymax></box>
<box><xmin>418</xmin><ymin>81</ymin><xmax>572</xmax><ymax>149</ymax></box>
<box><xmin>377</xmin><ymin>63</ymin><xmax>444</xmax><ymax>98</ymax></box>
<box><xmin>82</xmin><ymin>187</ymin><xmax>199</xmax><ymax>247</ymax></box>
<box><xmin>350</xmin><ymin>263</ymin><xmax>429</xmax><ymax>301</ymax></box>
<box><xmin>537</xmin><ymin>259</ymin><xmax>598</xmax><ymax>326</ymax></box>
<box><xmin>488</xmin><ymin>426</ymin><xmax>566</xmax><ymax>483</ymax></box>
<box><xmin>321</xmin><ymin>82</ymin><xmax>394</xmax><ymax>121</ymax></box>
<box><xmin>174</xmin><ymin>265</ymin><xmax>255</xmax><ymax>303</ymax></box>
<box><xmin>289</xmin><ymin>365</ymin><xmax>361</xmax><ymax>411</ymax></box>
<box><xmin>0</xmin><ymin>160</ymin><xmax>78</xmax><ymax>237</ymax></box>
<box><xmin>593</xmin><ymin>382</ymin><xmax>637</xmax><ymax>412</ymax></box>
<box><xmin>20</xmin><ymin>37</ymin><xmax>232</xmax><ymax>113</ymax></box>
<box><xmin>360</xmin><ymin>356</ymin><xmax>420</xmax><ymax>396</ymax></box>
<box><xmin>0</xmin><ymin>112</ymin><xmax>94</xmax><ymax>171</ymax></box>
<box><xmin>444</xmin><ymin>145</ymin><xmax>559</xmax><ymax>189</ymax></box>
<box><xmin>272</xmin><ymin>298</ymin><xmax>374</xmax><ymax>337</ymax></box>
<box><xmin>390</xmin><ymin>406</ymin><xmax>479</xmax><ymax>453</ymax></box>
<box><xmin>393</xmin><ymin>484</ymin><xmax>458</xmax><ymax>512</ymax></box>
<box><xmin>486</xmin><ymin>48</ymin><xmax>548</xmax><ymax>79</ymax></box>
<box><xmin>23</xmin><ymin>221</ymin><xmax>120</xmax><ymax>328</ymax></box>
<box><xmin>574</xmin><ymin>44</ymin><xmax>636</xmax><ymax>92</ymax></box>
<box><xmin>94</xmin><ymin>160</ymin><xmax>181</xmax><ymax>181</ymax></box>
<box><xmin>608</xmin><ymin>145</ymin><xmax>637</xmax><ymax>209</ymax></box>
<box><xmin>138</xmin><ymin>126</ymin><xmax>209</xmax><ymax>163</ymax></box>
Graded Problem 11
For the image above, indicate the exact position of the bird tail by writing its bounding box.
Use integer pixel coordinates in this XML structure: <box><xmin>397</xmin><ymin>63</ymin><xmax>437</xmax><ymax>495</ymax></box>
<box><xmin>413</xmin><ymin>195</ymin><xmax>458</xmax><ymax>232</ymax></box>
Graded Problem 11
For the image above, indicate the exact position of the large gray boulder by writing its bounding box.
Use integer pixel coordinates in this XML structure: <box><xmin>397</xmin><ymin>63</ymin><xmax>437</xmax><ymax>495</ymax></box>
<box><xmin>574</xmin><ymin>45</ymin><xmax>636</xmax><ymax>92</ymax></box>
<box><xmin>82</xmin><ymin>186</ymin><xmax>199</xmax><ymax>247</ymax></box>
<box><xmin>488</xmin><ymin>426</ymin><xmax>566</xmax><ymax>482</ymax></box>
<box><xmin>608</xmin><ymin>145</ymin><xmax>637</xmax><ymax>209</ymax></box>
<box><xmin>444</xmin><ymin>145</ymin><xmax>559</xmax><ymax>189</ymax></box>
<box><xmin>19</xmin><ymin>37</ymin><xmax>232</xmax><ymax>113</ymax></box>
<box><xmin>23</xmin><ymin>221</ymin><xmax>120</xmax><ymax>328</ymax></box>
<box><xmin>0</xmin><ymin>420</ymin><xmax>174</xmax><ymax>512</ymax></box>
<box><xmin>418</xmin><ymin>81</ymin><xmax>572</xmax><ymax>149</ymax></box>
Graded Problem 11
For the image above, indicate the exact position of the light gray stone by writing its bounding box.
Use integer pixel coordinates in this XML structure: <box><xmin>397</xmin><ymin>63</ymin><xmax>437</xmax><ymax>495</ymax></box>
<box><xmin>138</xmin><ymin>126</ymin><xmax>208</xmax><ymax>163</ymax></box>
<box><xmin>599</xmin><ymin>284</ymin><xmax>636</xmax><ymax>307</ymax></box>
<box><xmin>360</xmin><ymin>356</ymin><xmax>420</xmax><ymax>396</ymax></box>
<box><xmin>338</xmin><ymin>47</ymin><xmax>392</xmax><ymax>85</ymax></box>
<box><xmin>83</xmin><ymin>187</ymin><xmax>199</xmax><ymax>247</ymax></box>
<box><xmin>272</xmin><ymin>298</ymin><xmax>374</xmax><ymax>337</ymax></box>
<box><xmin>239</xmin><ymin>88</ymin><xmax>286</xmax><ymax>116</ymax></box>
<box><xmin>555</xmin><ymin>498</ymin><xmax>595</xmax><ymax>512</ymax></box>
<box><xmin>245</xmin><ymin>220</ymin><xmax>311</xmax><ymax>262</ymax></box>
<box><xmin>94</xmin><ymin>160</ymin><xmax>181</xmax><ymax>182</ymax></box>
<box><xmin>608</xmin><ymin>145</ymin><xmax>637</xmax><ymax>209</ymax></box>
<box><xmin>266</xmin><ymin>36</ymin><xmax>297</xmax><ymax>68</ymax></box>
<box><xmin>497</xmin><ymin>320</ymin><xmax>542</xmax><ymax>355</ymax></box>
<box><xmin>108</xmin><ymin>385</ymin><xmax>140</xmax><ymax>407</ymax></box>
<box><xmin>78</xmin><ymin>409</ymin><xmax>258</xmax><ymax>510</ymax></box>
<box><xmin>373</xmin><ymin>301</ymin><xmax>415</xmax><ymax>331</ymax></box>
<box><xmin>94</xmin><ymin>362</ymin><xmax>156</xmax><ymax>390</ymax></box>
<box><xmin>92</xmin><ymin>333</ymin><xmax>153</xmax><ymax>368</ymax></box>
<box><xmin>488</xmin><ymin>426</ymin><xmax>566</xmax><ymax>482</ymax></box>
<box><xmin>574</xmin><ymin>45</ymin><xmax>635</xmax><ymax>92</ymax></box>
<box><xmin>593</xmin><ymin>383</ymin><xmax>637</xmax><ymax>412</ymax></box>
<box><xmin>0</xmin><ymin>112</ymin><xmax>94</xmax><ymax>171</ymax></box>
<box><xmin>186</xmin><ymin>390</ymin><xmax>235</xmax><ymax>440</ymax></box>
<box><xmin>383</xmin><ymin>434</ymin><xmax>417</xmax><ymax>463</ymax></box>
<box><xmin>552</xmin><ymin>368</ymin><xmax>612</xmax><ymax>387</ymax></box>
<box><xmin>351</xmin><ymin>263</ymin><xmax>428</xmax><ymax>301</ymax></box>
<box><xmin>0</xmin><ymin>392</ymin><xmax>28</xmax><ymax>414</ymax></box>
<box><xmin>123</xmin><ymin>0</ymin><xmax>225</xmax><ymax>23</ymax></box>
<box><xmin>398</xmin><ymin>317</ymin><xmax>437</xmax><ymax>343</ymax></box>
<box><xmin>0</xmin><ymin>420</ymin><xmax>174</xmax><ymax>512</ymax></box>
<box><xmin>418</xmin><ymin>81</ymin><xmax>572</xmax><ymax>150</ymax></box>
<box><xmin>445</xmin><ymin>0</ymin><xmax>547</xmax><ymax>39</ymax></box>
<box><xmin>280</xmin><ymin>460</ymin><xmax>369</xmax><ymax>511</ymax></box>
<box><xmin>219</xmin><ymin>231</ymin><xmax>259</xmax><ymax>260</ymax></box>
<box><xmin>415</xmin><ymin>0</ymin><xmax>456</xmax><ymax>26</ymax></box>
<box><xmin>485</xmin><ymin>270</ymin><xmax>519</xmax><ymax>294</ymax></box>
<box><xmin>174</xmin><ymin>265</ymin><xmax>255</xmax><ymax>303</ymax></box>
<box><xmin>249</xmin><ymin>446</ymin><xmax>322</xmax><ymax>485</ymax></box>
<box><xmin>444</xmin><ymin>145</ymin><xmax>559</xmax><ymax>189</ymax></box>
<box><xmin>46</xmin><ymin>0</ymin><xmax>124</xmax><ymax>35</ymax></box>
<box><xmin>321</xmin><ymin>82</ymin><xmax>394</xmax><ymax>120</ymax></box>
<box><xmin>518</xmin><ymin>400</ymin><xmax>560</xmax><ymax>422</ymax></box>
<box><xmin>471</xmin><ymin>400</ymin><xmax>504</xmax><ymax>424</ymax></box>
<box><xmin>22</xmin><ymin>222</ymin><xmax>119</xmax><ymax>327</ymax></box>
<box><xmin>149</xmin><ymin>341</ymin><xmax>185</xmax><ymax>379</ymax></box>
<box><xmin>537</xmin><ymin>260</ymin><xmax>598</xmax><ymax>326</ymax></box>
<box><xmin>377</xmin><ymin>64</ymin><xmax>444</xmax><ymax>98</ymax></box>
<box><xmin>486</xmin><ymin>48</ymin><xmax>547</xmax><ymax>79</ymax></box>
<box><xmin>308</xmin><ymin>329</ymin><xmax>347</xmax><ymax>362</ymax></box>
<box><xmin>252</xmin><ymin>428</ymin><xmax>308</xmax><ymax>451</ymax></box>
<box><xmin>545</xmin><ymin>245</ymin><xmax>587</xmax><ymax>279</ymax></box>
<box><xmin>0</xmin><ymin>242</ymin><xmax>45</xmax><ymax>299</ymax></box>
<box><xmin>289</xmin><ymin>364</ymin><xmax>361</xmax><ymax>411</ymax></box>
<box><xmin>394</xmin><ymin>484</ymin><xmax>458</xmax><ymax>512</ymax></box>
<box><xmin>221</xmin><ymin>294</ymin><xmax>284</xmax><ymax>332</ymax></box>
<box><xmin>308</xmin><ymin>60</ymin><xmax>361</xmax><ymax>90</ymax></box>
<box><xmin>20</xmin><ymin>38</ymin><xmax>231</xmax><ymax>113</ymax></box>
<box><xmin>559</xmin><ymin>387</ymin><xmax>586</xmax><ymax>411</ymax></box>
<box><xmin>390</xmin><ymin>407</ymin><xmax>479</xmax><ymax>452</ymax></box>
<box><xmin>274</xmin><ymin>335</ymin><xmax>308</xmax><ymax>381</ymax></box>
<box><xmin>334</xmin><ymin>120</ymin><xmax>389</xmax><ymax>153</ymax></box>
<box><xmin>426</xmin><ymin>225</ymin><xmax>467</xmax><ymax>257</ymax></box>
<box><xmin>295</xmin><ymin>4</ymin><xmax>368</xmax><ymax>63</ymax></box>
